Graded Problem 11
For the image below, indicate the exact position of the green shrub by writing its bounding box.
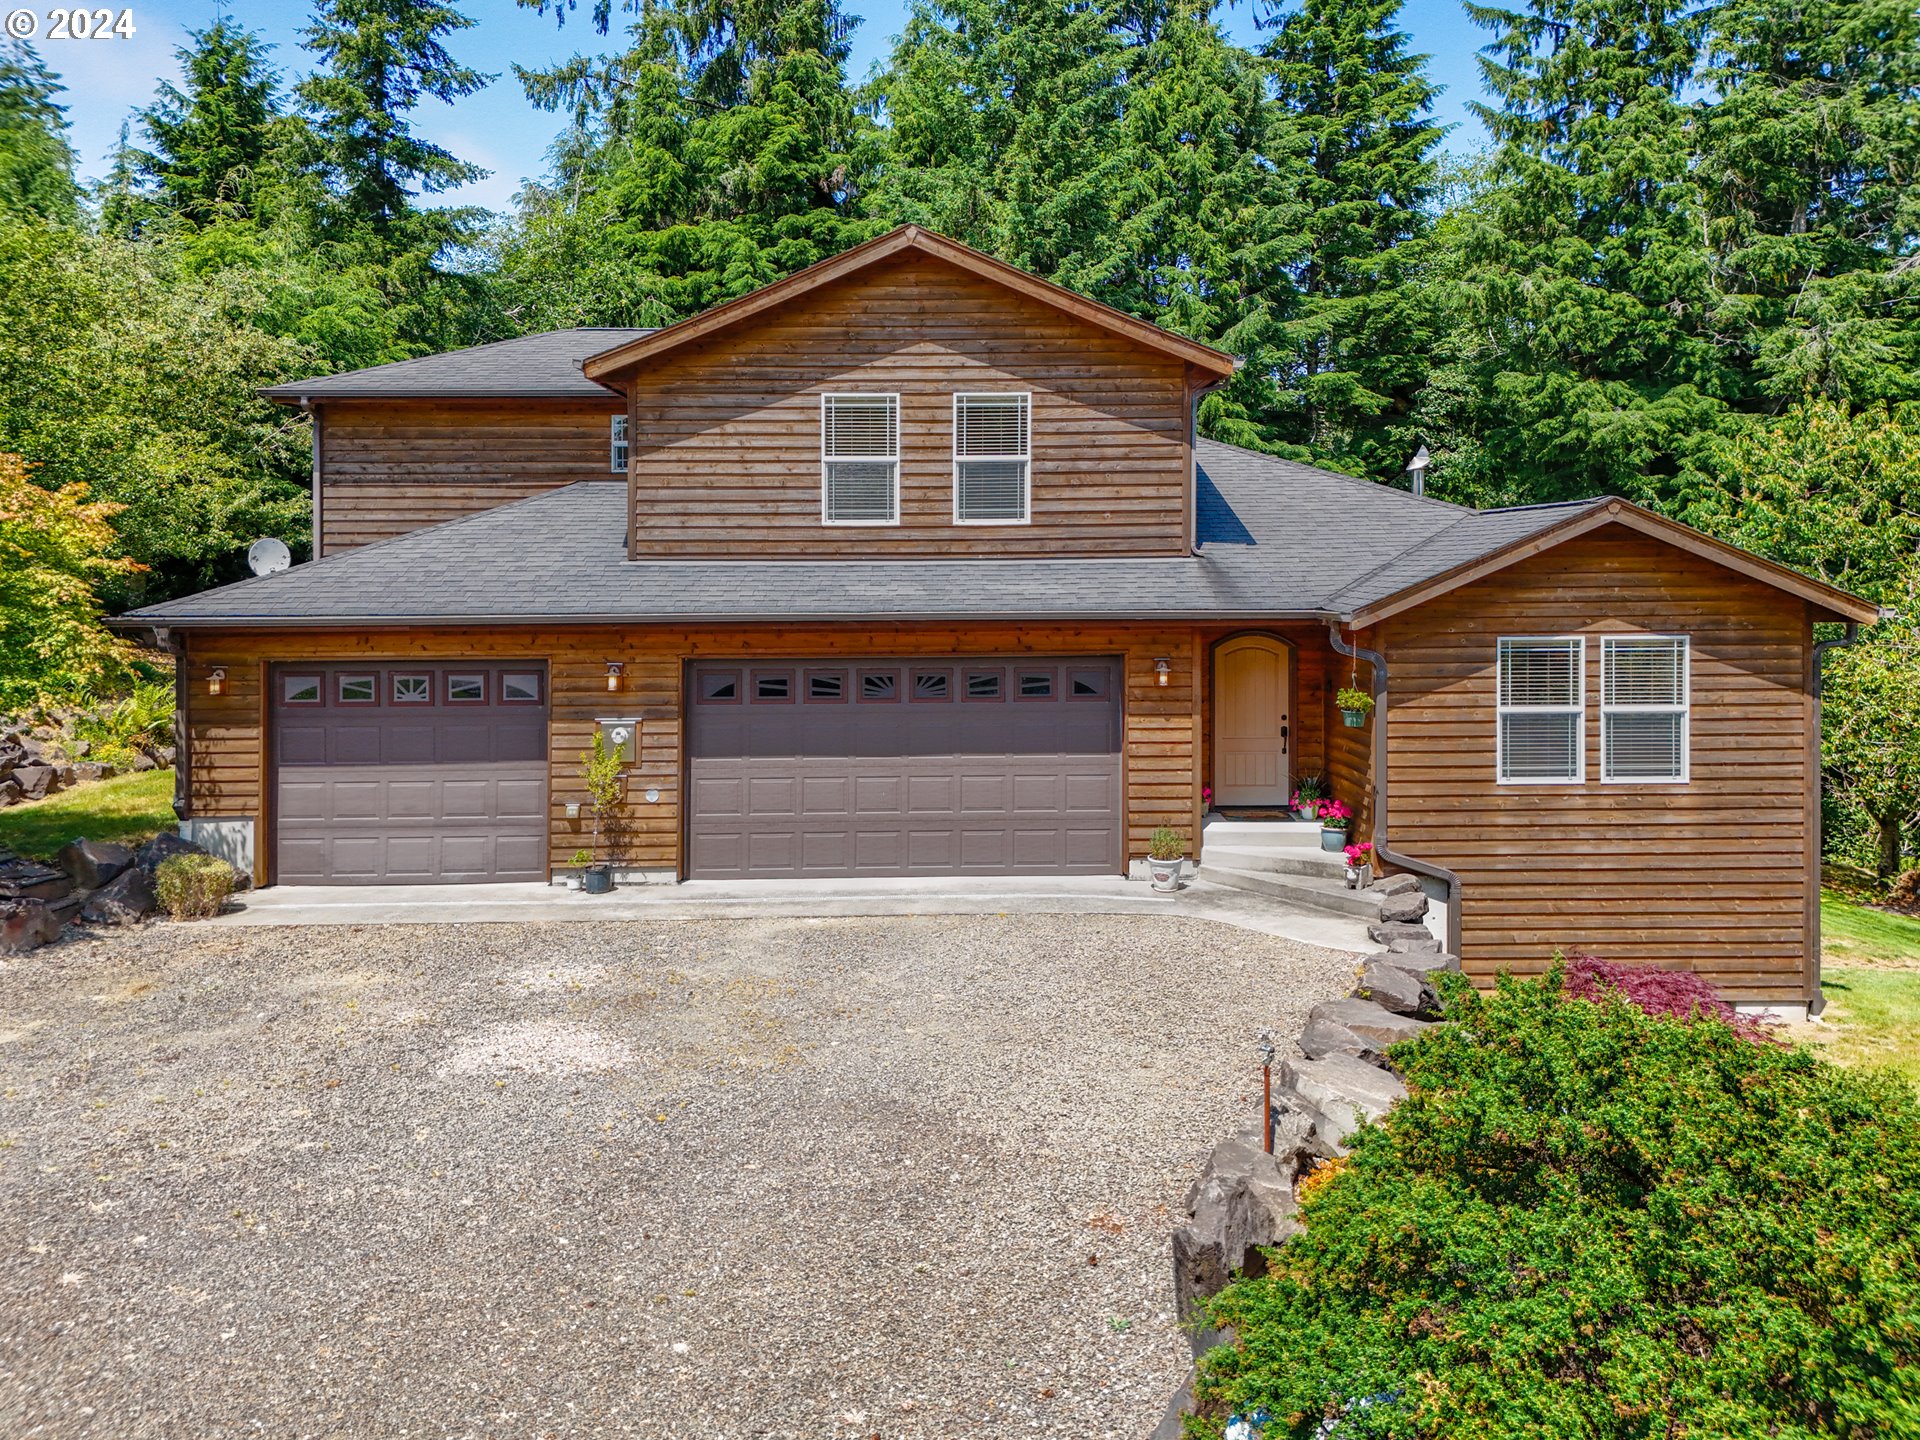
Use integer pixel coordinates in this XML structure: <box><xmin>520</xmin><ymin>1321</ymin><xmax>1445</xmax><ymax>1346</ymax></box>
<box><xmin>1194</xmin><ymin>967</ymin><xmax>1920</xmax><ymax>1438</ymax></box>
<box><xmin>154</xmin><ymin>852</ymin><xmax>235</xmax><ymax>920</ymax></box>
<box><xmin>70</xmin><ymin>679</ymin><xmax>173</xmax><ymax>767</ymax></box>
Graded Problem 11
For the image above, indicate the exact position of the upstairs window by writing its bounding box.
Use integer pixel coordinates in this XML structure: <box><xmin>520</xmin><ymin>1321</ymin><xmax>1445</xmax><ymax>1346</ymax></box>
<box><xmin>1602</xmin><ymin>636</ymin><xmax>1689</xmax><ymax>782</ymax></box>
<box><xmin>953</xmin><ymin>392</ymin><xmax>1031</xmax><ymax>523</ymax></box>
<box><xmin>1497</xmin><ymin>637</ymin><xmax>1584</xmax><ymax>783</ymax></box>
<box><xmin>821</xmin><ymin>393</ymin><xmax>899</xmax><ymax>524</ymax></box>
<box><xmin>610</xmin><ymin>414</ymin><xmax>629</xmax><ymax>474</ymax></box>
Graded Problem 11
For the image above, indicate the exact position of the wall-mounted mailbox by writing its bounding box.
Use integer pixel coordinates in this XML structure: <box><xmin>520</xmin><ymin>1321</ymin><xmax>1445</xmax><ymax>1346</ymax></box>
<box><xmin>596</xmin><ymin>718</ymin><xmax>640</xmax><ymax>764</ymax></box>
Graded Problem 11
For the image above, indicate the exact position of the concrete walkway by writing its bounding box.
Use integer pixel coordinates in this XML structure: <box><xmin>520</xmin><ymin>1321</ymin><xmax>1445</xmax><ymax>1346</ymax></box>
<box><xmin>211</xmin><ymin>873</ymin><xmax>1374</xmax><ymax>952</ymax></box>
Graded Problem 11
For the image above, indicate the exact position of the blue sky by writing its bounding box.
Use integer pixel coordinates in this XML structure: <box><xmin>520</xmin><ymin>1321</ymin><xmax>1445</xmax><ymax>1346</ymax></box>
<box><xmin>42</xmin><ymin>0</ymin><xmax>1495</xmax><ymax>214</ymax></box>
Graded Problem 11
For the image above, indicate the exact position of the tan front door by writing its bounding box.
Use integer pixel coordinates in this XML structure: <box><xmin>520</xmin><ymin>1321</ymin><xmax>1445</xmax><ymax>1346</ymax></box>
<box><xmin>1214</xmin><ymin>636</ymin><xmax>1290</xmax><ymax>806</ymax></box>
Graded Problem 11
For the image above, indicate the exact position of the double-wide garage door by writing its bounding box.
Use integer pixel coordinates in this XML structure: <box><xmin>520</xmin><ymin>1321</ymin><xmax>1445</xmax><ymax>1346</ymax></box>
<box><xmin>272</xmin><ymin>663</ymin><xmax>548</xmax><ymax>884</ymax></box>
<box><xmin>687</xmin><ymin>656</ymin><xmax>1123</xmax><ymax>879</ymax></box>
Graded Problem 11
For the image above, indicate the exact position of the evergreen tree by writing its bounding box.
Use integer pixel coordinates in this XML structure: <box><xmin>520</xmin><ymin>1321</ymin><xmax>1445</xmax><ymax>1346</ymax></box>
<box><xmin>1265</xmin><ymin>0</ymin><xmax>1442</xmax><ymax>475</ymax></box>
<box><xmin>1696</xmin><ymin>0</ymin><xmax>1920</xmax><ymax>408</ymax></box>
<box><xmin>1451</xmin><ymin>0</ymin><xmax>1729</xmax><ymax>506</ymax></box>
<box><xmin>500</xmin><ymin>0</ymin><xmax>877</xmax><ymax>326</ymax></box>
<box><xmin>296</xmin><ymin>0</ymin><xmax>491</xmax><ymax>240</ymax></box>
<box><xmin>135</xmin><ymin>19</ymin><xmax>283</xmax><ymax>225</ymax></box>
<box><xmin>0</xmin><ymin>40</ymin><xmax>77</xmax><ymax>224</ymax></box>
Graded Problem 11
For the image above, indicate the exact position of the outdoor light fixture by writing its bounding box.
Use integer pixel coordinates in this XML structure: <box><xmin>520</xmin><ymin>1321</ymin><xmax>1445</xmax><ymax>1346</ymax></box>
<box><xmin>1154</xmin><ymin>658</ymin><xmax>1171</xmax><ymax>687</ymax></box>
<box><xmin>605</xmin><ymin>661</ymin><xmax>624</xmax><ymax>693</ymax></box>
<box><xmin>207</xmin><ymin>667</ymin><xmax>226</xmax><ymax>696</ymax></box>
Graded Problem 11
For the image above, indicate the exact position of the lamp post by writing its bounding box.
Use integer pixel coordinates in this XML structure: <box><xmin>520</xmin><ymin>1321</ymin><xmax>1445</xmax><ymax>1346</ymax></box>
<box><xmin>1256</xmin><ymin>1030</ymin><xmax>1276</xmax><ymax>1153</ymax></box>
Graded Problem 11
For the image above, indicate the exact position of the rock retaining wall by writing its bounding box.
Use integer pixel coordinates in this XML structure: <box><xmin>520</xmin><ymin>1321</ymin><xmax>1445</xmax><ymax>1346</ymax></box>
<box><xmin>1154</xmin><ymin>898</ymin><xmax>1459</xmax><ymax>1438</ymax></box>
<box><xmin>0</xmin><ymin>833</ymin><xmax>231</xmax><ymax>954</ymax></box>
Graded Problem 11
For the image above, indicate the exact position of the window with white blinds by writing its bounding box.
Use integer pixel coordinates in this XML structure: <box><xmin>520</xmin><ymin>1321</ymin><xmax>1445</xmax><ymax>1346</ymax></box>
<box><xmin>1602</xmin><ymin>635</ymin><xmax>1689</xmax><ymax>782</ymax></box>
<box><xmin>953</xmin><ymin>392</ymin><xmax>1031</xmax><ymax>523</ymax></box>
<box><xmin>609</xmin><ymin>414</ymin><xmax>629</xmax><ymax>474</ymax></box>
<box><xmin>1496</xmin><ymin>637</ymin><xmax>1585</xmax><ymax>783</ymax></box>
<box><xmin>821</xmin><ymin>393</ymin><xmax>899</xmax><ymax>524</ymax></box>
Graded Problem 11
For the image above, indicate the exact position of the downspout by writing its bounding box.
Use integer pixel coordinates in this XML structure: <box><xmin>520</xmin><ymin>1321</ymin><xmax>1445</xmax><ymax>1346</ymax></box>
<box><xmin>161</xmin><ymin>627</ymin><xmax>189</xmax><ymax>823</ymax></box>
<box><xmin>305</xmin><ymin>398</ymin><xmax>322</xmax><ymax>561</ymax></box>
<box><xmin>1808</xmin><ymin>620</ymin><xmax>1863</xmax><ymax>1018</ymax></box>
<box><xmin>1326</xmin><ymin>620</ymin><xmax>1464</xmax><ymax>957</ymax></box>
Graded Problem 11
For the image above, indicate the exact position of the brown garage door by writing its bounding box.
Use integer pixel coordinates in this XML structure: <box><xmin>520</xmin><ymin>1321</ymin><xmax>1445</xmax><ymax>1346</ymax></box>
<box><xmin>272</xmin><ymin>663</ymin><xmax>548</xmax><ymax>885</ymax></box>
<box><xmin>687</xmin><ymin>657</ymin><xmax>1122</xmax><ymax>879</ymax></box>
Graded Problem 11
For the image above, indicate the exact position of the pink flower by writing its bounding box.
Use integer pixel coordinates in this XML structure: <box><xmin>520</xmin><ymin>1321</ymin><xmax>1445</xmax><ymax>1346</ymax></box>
<box><xmin>1344</xmin><ymin>841</ymin><xmax>1373</xmax><ymax>865</ymax></box>
<box><xmin>1316</xmin><ymin>798</ymin><xmax>1353</xmax><ymax>823</ymax></box>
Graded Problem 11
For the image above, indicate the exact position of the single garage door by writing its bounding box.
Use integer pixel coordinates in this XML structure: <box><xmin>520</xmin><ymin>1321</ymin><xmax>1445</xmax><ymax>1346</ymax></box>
<box><xmin>687</xmin><ymin>657</ymin><xmax>1122</xmax><ymax>879</ymax></box>
<box><xmin>272</xmin><ymin>662</ymin><xmax>548</xmax><ymax>885</ymax></box>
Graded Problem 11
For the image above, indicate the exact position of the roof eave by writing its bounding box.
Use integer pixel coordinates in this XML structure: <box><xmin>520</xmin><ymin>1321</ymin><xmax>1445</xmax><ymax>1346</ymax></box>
<box><xmin>114</xmin><ymin>607</ymin><xmax>1344</xmax><ymax>631</ymax></box>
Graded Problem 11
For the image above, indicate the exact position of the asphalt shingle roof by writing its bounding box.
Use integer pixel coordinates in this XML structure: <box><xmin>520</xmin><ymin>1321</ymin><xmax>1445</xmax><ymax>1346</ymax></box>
<box><xmin>121</xmin><ymin>439</ymin><xmax>1589</xmax><ymax>628</ymax></box>
<box><xmin>260</xmin><ymin>328</ymin><xmax>654</xmax><ymax>401</ymax></box>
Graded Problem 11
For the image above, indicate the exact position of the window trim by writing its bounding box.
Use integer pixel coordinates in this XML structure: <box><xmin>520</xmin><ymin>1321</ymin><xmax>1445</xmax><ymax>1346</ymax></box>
<box><xmin>445</xmin><ymin>672</ymin><xmax>489</xmax><ymax>705</ymax></box>
<box><xmin>804</xmin><ymin>669</ymin><xmax>849</xmax><ymax>704</ymax></box>
<box><xmin>500</xmin><ymin>671</ymin><xmax>545</xmax><ymax>706</ymax></box>
<box><xmin>609</xmin><ymin>413</ymin><xmax>629</xmax><ymax>475</ymax></box>
<box><xmin>951</xmin><ymin>391</ymin><xmax>1032</xmax><ymax>526</ymax></box>
<box><xmin>751</xmin><ymin>669</ymin><xmax>795</xmax><ymax>704</ymax></box>
<box><xmin>1600</xmin><ymin>634</ymin><xmax>1690</xmax><ymax>785</ymax></box>
<box><xmin>1495</xmin><ymin>635</ymin><xmax>1587</xmax><ymax>786</ymax></box>
<box><xmin>820</xmin><ymin>392</ymin><xmax>901</xmax><ymax>527</ymax></box>
<box><xmin>697</xmin><ymin>669</ymin><xmax>742</xmax><ymax>705</ymax></box>
<box><xmin>335</xmin><ymin>672</ymin><xmax>379</xmax><ymax>707</ymax></box>
<box><xmin>282</xmin><ymin>674</ymin><xmax>323</xmax><ymax>706</ymax></box>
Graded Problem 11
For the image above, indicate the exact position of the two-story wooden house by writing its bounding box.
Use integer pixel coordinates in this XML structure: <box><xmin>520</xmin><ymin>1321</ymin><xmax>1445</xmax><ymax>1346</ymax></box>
<box><xmin>122</xmin><ymin>226</ymin><xmax>1877</xmax><ymax>1015</ymax></box>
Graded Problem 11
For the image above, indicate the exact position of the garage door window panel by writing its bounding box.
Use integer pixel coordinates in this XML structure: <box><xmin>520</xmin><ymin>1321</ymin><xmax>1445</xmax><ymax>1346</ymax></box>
<box><xmin>753</xmin><ymin>671</ymin><xmax>794</xmax><ymax>703</ymax></box>
<box><xmin>913</xmin><ymin>670</ymin><xmax>951</xmax><ymax>702</ymax></box>
<box><xmin>1017</xmin><ymin>671</ymin><xmax>1055</xmax><ymax>700</ymax></box>
<box><xmin>446</xmin><ymin>673</ymin><xmax>488</xmax><ymax>704</ymax></box>
<box><xmin>336</xmin><ymin>674</ymin><xmax>377</xmax><ymax>705</ymax></box>
<box><xmin>699</xmin><ymin>670</ymin><xmax>741</xmax><ymax>703</ymax></box>
<box><xmin>284</xmin><ymin>675</ymin><xmax>322</xmax><ymax>705</ymax></box>
<box><xmin>965</xmin><ymin>670</ymin><xmax>1004</xmax><ymax>701</ymax></box>
<box><xmin>1069</xmin><ymin>669</ymin><xmax>1109</xmax><ymax>699</ymax></box>
<box><xmin>501</xmin><ymin>672</ymin><xmax>543</xmax><ymax>705</ymax></box>
<box><xmin>859</xmin><ymin>671</ymin><xmax>898</xmax><ymax>702</ymax></box>
<box><xmin>806</xmin><ymin>671</ymin><xmax>847</xmax><ymax>703</ymax></box>
<box><xmin>392</xmin><ymin>673</ymin><xmax>433</xmax><ymax>705</ymax></box>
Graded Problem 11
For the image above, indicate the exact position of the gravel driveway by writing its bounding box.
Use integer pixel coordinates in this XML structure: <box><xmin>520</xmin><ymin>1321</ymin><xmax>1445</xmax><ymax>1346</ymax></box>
<box><xmin>1</xmin><ymin>915</ymin><xmax>1353</xmax><ymax>1439</ymax></box>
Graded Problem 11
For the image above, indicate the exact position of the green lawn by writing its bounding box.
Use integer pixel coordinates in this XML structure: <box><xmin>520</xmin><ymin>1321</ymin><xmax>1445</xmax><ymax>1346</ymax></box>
<box><xmin>1817</xmin><ymin>891</ymin><xmax>1920</xmax><ymax>1088</ymax></box>
<box><xmin>0</xmin><ymin>769</ymin><xmax>176</xmax><ymax>860</ymax></box>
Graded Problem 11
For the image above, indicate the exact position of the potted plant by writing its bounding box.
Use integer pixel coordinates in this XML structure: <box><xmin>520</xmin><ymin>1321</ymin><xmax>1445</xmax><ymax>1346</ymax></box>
<box><xmin>1316</xmin><ymin>797</ymin><xmax>1353</xmax><ymax>852</ymax></box>
<box><xmin>577</xmin><ymin>731</ymin><xmax>626</xmax><ymax>894</ymax></box>
<box><xmin>1290</xmin><ymin>772</ymin><xmax>1327</xmax><ymax>821</ymax></box>
<box><xmin>565</xmin><ymin>848</ymin><xmax>592</xmax><ymax>890</ymax></box>
<box><xmin>1147</xmin><ymin>826</ymin><xmax>1186</xmax><ymax>892</ymax></box>
<box><xmin>1336</xmin><ymin>687</ymin><xmax>1375</xmax><ymax>728</ymax></box>
<box><xmin>1342</xmin><ymin>840</ymin><xmax>1374</xmax><ymax>889</ymax></box>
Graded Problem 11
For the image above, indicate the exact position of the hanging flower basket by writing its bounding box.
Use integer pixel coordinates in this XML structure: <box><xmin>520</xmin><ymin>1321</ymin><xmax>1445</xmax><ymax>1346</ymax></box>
<box><xmin>1336</xmin><ymin>686</ymin><xmax>1375</xmax><ymax>729</ymax></box>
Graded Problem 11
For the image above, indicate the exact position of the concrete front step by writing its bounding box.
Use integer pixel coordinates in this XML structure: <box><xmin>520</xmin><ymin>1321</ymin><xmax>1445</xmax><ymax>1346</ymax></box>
<box><xmin>1199</xmin><ymin>817</ymin><xmax>1327</xmax><ymax>849</ymax></box>
<box><xmin>1198</xmin><ymin>864</ymin><xmax>1384</xmax><ymax>920</ymax></box>
<box><xmin>1199</xmin><ymin>843</ymin><xmax>1350</xmax><ymax>879</ymax></box>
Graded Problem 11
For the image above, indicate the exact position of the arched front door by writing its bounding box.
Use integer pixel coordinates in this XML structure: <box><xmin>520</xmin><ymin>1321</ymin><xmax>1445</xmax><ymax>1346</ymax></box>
<box><xmin>1213</xmin><ymin>635</ymin><xmax>1291</xmax><ymax>806</ymax></box>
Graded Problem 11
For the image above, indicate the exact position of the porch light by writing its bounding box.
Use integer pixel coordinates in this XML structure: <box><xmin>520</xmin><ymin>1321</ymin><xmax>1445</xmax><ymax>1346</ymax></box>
<box><xmin>207</xmin><ymin>667</ymin><xmax>226</xmax><ymax>696</ymax></box>
<box><xmin>1154</xmin><ymin>658</ymin><xmax>1171</xmax><ymax>687</ymax></box>
<box><xmin>605</xmin><ymin>662</ymin><xmax>624</xmax><ymax>693</ymax></box>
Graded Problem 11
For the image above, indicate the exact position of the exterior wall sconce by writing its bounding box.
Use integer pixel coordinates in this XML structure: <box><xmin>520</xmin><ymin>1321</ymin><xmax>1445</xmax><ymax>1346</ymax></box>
<box><xmin>1154</xmin><ymin>658</ymin><xmax>1171</xmax><ymax>687</ymax></box>
<box><xmin>605</xmin><ymin>661</ymin><xmax>624</xmax><ymax>693</ymax></box>
<box><xmin>207</xmin><ymin>667</ymin><xmax>226</xmax><ymax>696</ymax></box>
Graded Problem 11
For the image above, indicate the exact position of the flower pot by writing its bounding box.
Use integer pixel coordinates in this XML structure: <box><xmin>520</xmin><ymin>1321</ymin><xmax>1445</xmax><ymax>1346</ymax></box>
<box><xmin>581</xmin><ymin>865</ymin><xmax>614</xmax><ymax>895</ymax></box>
<box><xmin>1320</xmin><ymin>826</ymin><xmax>1347</xmax><ymax>853</ymax></box>
<box><xmin>563</xmin><ymin>875</ymin><xmax>581</xmax><ymax>891</ymax></box>
<box><xmin>1292</xmin><ymin>803</ymin><xmax>1319</xmax><ymax>822</ymax></box>
<box><xmin>1341</xmin><ymin>708</ymin><xmax>1369</xmax><ymax>728</ymax></box>
<box><xmin>1148</xmin><ymin>855</ymin><xmax>1183</xmax><ymax>892</ymax></box>
<box><xmin>1344</xmin><ymin>863</ymin><xmax>1372</xmax><ymax>890</ymax></box>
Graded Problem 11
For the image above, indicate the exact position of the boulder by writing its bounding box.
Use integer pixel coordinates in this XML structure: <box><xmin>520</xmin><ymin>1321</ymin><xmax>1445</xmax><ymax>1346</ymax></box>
<box><xmin>1172</xmin><ymin>1134</ymin><xmax>1301</xmax><ymax>1357</ymax></box>
<box><xmin>0</xmin><ymin>899</ymin><xmax>65</xmax><ymax>954</ymax></box>
<box><xmin>56</xmin><ymin>838</ymin><xmax>134</xmax><ymax>890</ymax></box>
<box><xmin>1298</xmin><ymin>997</ymin><xmax>1434</xmax><ymax>1065</ymax></box>
<box><xmin>12</xmin><ymin>763</ymin><xmax>56</xmax><ymax>801</ymax></box>
<box><xmin>1369</xmin><ymin>872</ymin><xmax>1420</xmax><ymax>898</ymax></box>
<box><xmin>157</xmin><ymin>745</ymin><xmax>177</xmax><ymax>767</ymax></box>
<box><xmin>130</xmin><ymin>751</ymin><xmax>158</xmax><ymax>773</ymax></box>
<box><xmin>0</xmin><ymin>856</ymin><xmax>73</xmax><ymax>902</ymax></box>
<box><xmin>1367</xmin><ymin>920</ymin><xmax>1442</xmax><ymax>953</ymax></box>
<box><xmin>1357</xmin><ymin>956</ymin><xmax>1442</xmax><ymax>1019</ymax></box>
<box><xmin>1277</xmin><ymin>1052</ymin><xmax>1408</xmax><ymax>1154</ymax></box>
<box><xmin>1377</xmin><ymin>887</ymin><xmax>1429</xmax><ymax>924</ymax></box>
<box><xmin>0</xmin><ymin>779</ymin><xmax>20</xmax><ymax>807</ymax></box>
<box><xmin>134</xmin><ymin>832</ymin><xmax>207</xmax><ymax>873</ymax></box>
<box><xmin>1372</xmin><ymin>950</ymin><xmax>1461</xmax><ymax>983</ymax></box>
<box><xmin>70</xmin><ymin>762</ymin><xmax>114</xmax><ymax>785</ymax></box>
<box><xmin>1150</xmin><ymin>1371</ymin><xmax>1196</xmax><ymax>1440</ymax></box>
<box><xmin>80</xmin><ymin>866</ymin><xmax>158</xmax><ymax>925</ymax></box>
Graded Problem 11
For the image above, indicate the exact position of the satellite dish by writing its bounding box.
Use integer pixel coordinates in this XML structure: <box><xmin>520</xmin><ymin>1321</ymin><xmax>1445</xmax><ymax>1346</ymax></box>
<box><xmin>247</xmin><ymin>537</ymin><xmax>292</xmax><ymax>577</ymax></box>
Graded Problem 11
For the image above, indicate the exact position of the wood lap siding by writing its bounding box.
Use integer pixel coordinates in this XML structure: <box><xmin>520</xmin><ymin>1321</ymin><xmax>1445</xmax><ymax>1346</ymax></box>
<box><xmin>318</xmin><ymin>400</ymin><xmax>621</xmax><ymax>554</ymax></box>
<box><xmin>181</xmin><ymin>623</ymin><xmax>1199</xmax><ymax>879</ymax></box>
<box><xmin>1382</xmin><ymin>529</ymin><xmax>1814</xmax><ymax>1003</ymax></box>
<box><xmin>625</xmin><ymin>254</ymin><xmax>1192</xmax><ymax>558</ymax></box>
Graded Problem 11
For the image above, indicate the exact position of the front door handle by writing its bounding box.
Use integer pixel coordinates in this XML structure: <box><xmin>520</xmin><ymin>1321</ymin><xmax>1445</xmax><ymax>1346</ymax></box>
<box><xmin>1280</xmin><ymin>715</ymin><xmax>1289</xmax><ymax>755</ymax></box>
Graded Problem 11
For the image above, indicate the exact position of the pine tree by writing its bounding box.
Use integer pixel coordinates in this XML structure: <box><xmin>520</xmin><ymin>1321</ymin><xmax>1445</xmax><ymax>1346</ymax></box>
<box><xmin>296</xmin><ymin>0</ymin><xmax>491</xmax><ymax>239</ymax></box>
<box><xmin>0</xmin><ymin>40</ymin><xmax>78</xmax><ymax>224</ymax></box>
<box><xmin>1265</xmin><ymin>0</ymin><xmax>1441</xmax><ymax>476</ymax></box>
<box><xmin>135</xmin><ymin>19</ymin><xmax>283</xmax><ymax>225</ymax></box>
<box><xmin>1451</xmin><ymin>0</ymin><xmax>1730</xmax><ymax>506</ymax></box>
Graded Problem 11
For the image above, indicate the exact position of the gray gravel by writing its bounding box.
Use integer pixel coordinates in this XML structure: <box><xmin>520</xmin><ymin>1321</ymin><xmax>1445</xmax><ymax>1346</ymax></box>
<box><xmin>0</xmin><ymin>915</ymin><xmax>1354</xmax><ymax>1439</ymax></box>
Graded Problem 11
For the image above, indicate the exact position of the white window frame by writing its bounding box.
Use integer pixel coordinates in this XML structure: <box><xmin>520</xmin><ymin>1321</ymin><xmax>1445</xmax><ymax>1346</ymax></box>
<box><xmin>1495</xmin><ymin>636</ymin><xmax>1587</xmax><ymax>785</ymax></box>
<box><xmin>951</xmin><ymin>391</ymin><xmax>1032</xmax><ymax>526</ymax></box>
<box><xmin>609</xmin><ymin>414</ymin><xmax>629</xmax><ymax>474</ymax></box>
<box><xmin>820</xmin><ymin>392</ymin><xmax>900</xmax><ymax>527</ymax></box>
<box><xmin>1600</xmin><ymin>634</ymin><xmax>1690</xmax><ymax>784</ymax></box>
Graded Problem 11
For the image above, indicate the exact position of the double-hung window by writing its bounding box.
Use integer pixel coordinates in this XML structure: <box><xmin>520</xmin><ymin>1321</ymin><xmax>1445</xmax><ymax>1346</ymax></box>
<box><xmin>609</xmin><ymin>414</ymin><xmax>629</xmax><ymax>474</ymax></box>
<box><xmin>953</xmin><ymin>392</ymin><xmax>1031</xmax><ymax>523</ymax></box>
<box><xmin>1496</xmin><ymin>637</ymin><xmax>1585</xmax><ymax>783</ymax></box>
<box><xmin>1601</xmin><ymin>635</ymin><xmax>1689</xmax><ymax>782</ymax></box>
<box><xmin>821</xmin><ymin>393</ymin><xmax>900</xmax><ymax>524</ymax></box>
